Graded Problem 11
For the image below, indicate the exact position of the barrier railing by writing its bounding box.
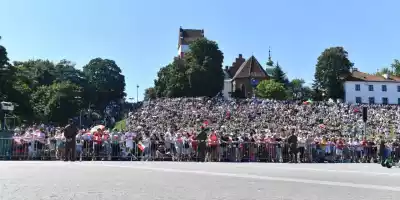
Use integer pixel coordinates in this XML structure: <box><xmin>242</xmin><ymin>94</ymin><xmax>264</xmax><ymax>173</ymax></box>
<box><xmin>1</xmin><ymin>138</ymin><xmax>399</xmax><ymax>163</ymax></box>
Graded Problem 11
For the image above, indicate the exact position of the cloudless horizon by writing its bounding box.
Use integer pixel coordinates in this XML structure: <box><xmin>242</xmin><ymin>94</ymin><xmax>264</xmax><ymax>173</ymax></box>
<box><xmin>1</xmin><ymin>0</ymin><xmax>399</xmax><ymax>101</ymax></box>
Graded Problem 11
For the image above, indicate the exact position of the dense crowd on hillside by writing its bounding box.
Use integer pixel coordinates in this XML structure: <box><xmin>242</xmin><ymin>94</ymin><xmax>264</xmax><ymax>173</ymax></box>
<box><xmin>2</xmin><ymin>97</ymin><xmax>400</xmax><ymax>163</ymax></box>
<box><xmin>128</xmin><ymin>97</ymin><xmax>400</xmax><ymax>139</ymax></box>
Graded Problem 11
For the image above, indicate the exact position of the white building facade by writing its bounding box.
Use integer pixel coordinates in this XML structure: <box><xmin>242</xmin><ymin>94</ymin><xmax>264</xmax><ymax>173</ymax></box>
<box><xmin>344</xmin><ymin>80</ymin><xmax>400</xmax><ymax>104</ymax></box>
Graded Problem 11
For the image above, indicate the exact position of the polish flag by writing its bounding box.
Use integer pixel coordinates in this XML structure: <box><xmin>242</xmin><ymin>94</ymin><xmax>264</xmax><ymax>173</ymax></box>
<box><xmin>138</xmin><ymin>142</ymin><xmax>145</xmax><ymax>151</ymax></box>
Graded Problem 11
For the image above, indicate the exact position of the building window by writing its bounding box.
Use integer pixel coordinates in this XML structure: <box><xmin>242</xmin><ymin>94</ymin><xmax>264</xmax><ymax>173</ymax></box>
<box><xmin>355</xmin><ymin>97</ymin><xmax>362</xmax><ymax>104</ymax></box>
<box><xmin>355</xmin><ymin>84</ymin><xmax>360</xmax><ymax>91</ymax></box>
<box><xmin>368</xmin><ymin>85</ymin><xmax>374</xmax><ymax>91</ymax></box>
<box><xmin>382</xmin><ymin>85</ymin><xmax>387</xmax><ymax>92</ymax></box>
<box><xmin>368</xmin><ymin>97</ymin><xmax>375</xmax><ymax>104</ymax></box>
<box><xmin>382</xmin><ymin>97</ymin><xmax>388</xmax><ymax>105</ymax></box>
<box><xmin>398</xmin><ymin>98</ymin><xmax>400</xmax><ymax>105</ymax></box>
<box><xmin>397</xmin><ymin>85</ymin><xmax>400</xmax><ymax>92</ymax></box>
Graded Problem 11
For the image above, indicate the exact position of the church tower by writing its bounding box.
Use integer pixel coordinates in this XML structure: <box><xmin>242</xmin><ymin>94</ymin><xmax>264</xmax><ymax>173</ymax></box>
<box><xmin>178</xmin><ymin>27</ymin><xmax>204</xmax><ymax>58</ymax></box>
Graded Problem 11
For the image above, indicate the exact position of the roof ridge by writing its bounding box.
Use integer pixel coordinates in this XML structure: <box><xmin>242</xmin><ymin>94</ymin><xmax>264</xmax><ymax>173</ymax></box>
<box><xmin>232</xmin><ymin>55</ymin><xmax>268</xmax><ymax>79</ymax></box>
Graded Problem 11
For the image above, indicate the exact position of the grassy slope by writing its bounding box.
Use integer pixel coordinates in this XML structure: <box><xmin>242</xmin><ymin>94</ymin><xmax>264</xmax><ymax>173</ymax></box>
<box><xmin>113</xmin><ymin>118</ymin><xmax>126</xmax><ymax>131</ymax></box>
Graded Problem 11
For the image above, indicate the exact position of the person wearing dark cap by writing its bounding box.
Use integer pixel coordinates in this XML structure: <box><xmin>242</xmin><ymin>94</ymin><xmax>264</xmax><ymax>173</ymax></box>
<box><xmin>63</xmin><ymin>119</ymin><xmax>78</xmax><ymax>161</ymax></box>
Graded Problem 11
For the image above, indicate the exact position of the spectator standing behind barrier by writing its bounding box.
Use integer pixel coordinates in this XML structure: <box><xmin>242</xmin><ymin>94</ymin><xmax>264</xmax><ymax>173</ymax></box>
<box><xmin>63</xmin><ymin>119</ymin><xmax>78</xmax><ymax>162</ymax></box>
<box><xmin>93</xmin><ymin>129</ymin><xmax>103</xmax><ymax>160</ymax></box>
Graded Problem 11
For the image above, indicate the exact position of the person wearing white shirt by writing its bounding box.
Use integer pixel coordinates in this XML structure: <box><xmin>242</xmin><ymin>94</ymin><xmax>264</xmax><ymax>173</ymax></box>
<box><xmin>141</xmin><ymin>134</ymin><xmax>151</xmax><ymax>161</ymax></box>
<box><xmin>55</xmin><ymin>131</ymin><xmax>65</xmax><ymax>160</ymax></box>
<box><xmin>76</xmin><ymin>133</ymin><xmax>83</xmax><ymax>161</ymax></box>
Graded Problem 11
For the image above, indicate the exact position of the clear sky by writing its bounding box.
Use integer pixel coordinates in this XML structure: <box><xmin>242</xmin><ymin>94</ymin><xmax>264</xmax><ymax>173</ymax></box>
<box><xmin>1</xmin><ymin>0</ymin><xmax>399</xmax><ymax>101</ymax></box>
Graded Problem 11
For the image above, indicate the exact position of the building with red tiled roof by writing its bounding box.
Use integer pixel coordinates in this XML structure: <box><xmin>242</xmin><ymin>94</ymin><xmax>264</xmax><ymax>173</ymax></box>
<box><xmin>223</xmin><ymin>54</ymin><xmax>270</xmax><ymax>98</ymax></box>
<box><xmin>344</xmin><ymin>68</ymin><xmax>400</xmax><ymax>104</ymax></box>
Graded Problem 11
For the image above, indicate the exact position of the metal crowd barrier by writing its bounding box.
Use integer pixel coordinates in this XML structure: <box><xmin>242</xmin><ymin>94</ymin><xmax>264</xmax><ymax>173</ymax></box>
<box><xmin>0</xmin><ymin>137</ymin><xmax>399</xmax><ymax>163</ymax></box>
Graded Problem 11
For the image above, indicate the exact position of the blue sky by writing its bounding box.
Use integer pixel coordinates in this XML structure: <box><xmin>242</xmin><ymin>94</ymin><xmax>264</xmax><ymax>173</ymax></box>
<box><xmin>1</xmin><ymin>0</ymin><xmax>399</xmax><ymax>100</ymax></box>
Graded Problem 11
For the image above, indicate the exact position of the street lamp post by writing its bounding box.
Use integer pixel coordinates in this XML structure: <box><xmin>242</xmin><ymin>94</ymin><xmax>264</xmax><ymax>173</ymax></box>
<box><xmin>79</xmin><ymin>110</ymin><xmax>83</xmax><ymax>128</ymax></box>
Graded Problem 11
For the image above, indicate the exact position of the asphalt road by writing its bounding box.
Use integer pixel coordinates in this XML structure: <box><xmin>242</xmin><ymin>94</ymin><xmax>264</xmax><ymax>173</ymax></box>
<box><xmin>1</xmin><ymin>161</ymin><xmax>400</xmax><ymax>200</ymax></box>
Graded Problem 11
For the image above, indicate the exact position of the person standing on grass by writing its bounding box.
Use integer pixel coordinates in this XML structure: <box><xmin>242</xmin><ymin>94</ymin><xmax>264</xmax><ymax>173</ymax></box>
<box><xmin>63</xmin><ymin>119</ymin><xmax>78</xmax><ymax>162</ymax></box>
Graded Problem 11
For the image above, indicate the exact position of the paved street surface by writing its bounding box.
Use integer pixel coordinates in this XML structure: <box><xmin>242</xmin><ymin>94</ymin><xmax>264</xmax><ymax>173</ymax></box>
<box><xmin>1</xmin><ymin>161</ymin><xmax>400</xmax><ymax>200</ymax></box>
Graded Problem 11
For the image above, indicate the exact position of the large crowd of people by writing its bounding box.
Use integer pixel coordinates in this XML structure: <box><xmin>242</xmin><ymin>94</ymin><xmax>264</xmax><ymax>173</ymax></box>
<box><xmin>1</xmin><ymin>97</ymin><xmax>400</xmax><ymax>163</ymax></box>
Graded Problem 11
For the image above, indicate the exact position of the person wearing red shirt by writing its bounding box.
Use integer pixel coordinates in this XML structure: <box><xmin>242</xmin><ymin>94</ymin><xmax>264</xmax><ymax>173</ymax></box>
<box><xmin>93</xmin><ymin>129</ymin><xmax>103</xmax><ymax>160</ymax></box>
<box><xmin>208</xmin><ymin>131</ymin><xmax>219</xmax><ymax>161</ymax></box>
<box><xmin>336</xmin><ymin>138</ymin><xmax>344</xmax><ymax>162</ymax></box>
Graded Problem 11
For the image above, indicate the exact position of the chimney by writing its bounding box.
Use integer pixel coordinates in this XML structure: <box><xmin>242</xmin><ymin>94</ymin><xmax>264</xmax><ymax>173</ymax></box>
<box><xmin>225</xmin><ymin>66</ymin><xmax>229</xmax><ymax>71</ymax></box>
<box><xmin>352</xmin><ymin>68</ymin><xmax>358</xmax><ymax>72</ymax></box>
<box><xmin>239</xmin><ymin>54</ymin><xmax>242</xmax><ymax>59</ymax></box>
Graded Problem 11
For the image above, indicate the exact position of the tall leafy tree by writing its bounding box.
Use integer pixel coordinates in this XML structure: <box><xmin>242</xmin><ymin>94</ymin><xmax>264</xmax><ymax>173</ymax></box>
<box><xmin>314</xmin><ymin>47</ymin><xmax>353</xmax><ymax>99</ymax></box>
<box><xmin>376</xmin><ymin>59</ymin><xmax>400</xmax><ymax>76</ymax></box>
<box><xmin>185</xmin><ymin>38</ymin><xmax>224</xmax><ymax>97</ymax></box>
<box><xmin>30</xmin><ymin>82</ymin><xmax>82</xmax><ymax>123</ymax></box>
<box><xmin>0</xmin><ymin>38</ymin><xmax>13</xmax><ymax>100</ymax></box>
<box><xmin>154</xmin><ymin>38</ymin><xmax>224</xmax><ymax>98</ymax></box>
<box><xmin>144</xmin><ymin>87</ymin><xmax>156</xmax><ymax>100</ymax></box>
<box><xmin>83</xmin><ymin>58</ymin><xmax>126</xmax><ymax>111</ymax></box>
<box><xmin>154</xmin><ymin>65</ymin><xmax>170</xmax><ymax>97</ymax></box>
<box><xmin>271</xmin><ymin>62</ymin><xmax>288</xmax><ymax>86</ymax></box>
<box><xmin>287</xmin><ymin>78</ymin><xmax>312</xmax><ymax>100</ymax></box>
<box><xmin>256</xmin><ymin>80</ymin><xmax>286</xmax><ymax>100</ymax></box>
<box><xmin>166</xmin><ymin>58</ymin><xmax>190</xmax><ymax>97</ymax></box>
<box><xmin>154</xmin><ymin>59</ymin><xmax>189</xmax><ymax>98</ymax></box>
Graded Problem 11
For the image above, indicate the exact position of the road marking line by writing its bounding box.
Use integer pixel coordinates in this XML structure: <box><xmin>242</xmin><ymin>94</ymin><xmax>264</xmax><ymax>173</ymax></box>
<box><xmin>236</xmin><ymin>164</ymin><xmax>400</xmax><ymax>177</ymax></box>
<box><xmin>87</xmin><ymin>161</ymin><xmax>400</xmax><ymax>177</ymax></box>
<box><xmin>78</xmin><ymin>163</ymin><xmax>400</xmax><ymax>192</ymax></box>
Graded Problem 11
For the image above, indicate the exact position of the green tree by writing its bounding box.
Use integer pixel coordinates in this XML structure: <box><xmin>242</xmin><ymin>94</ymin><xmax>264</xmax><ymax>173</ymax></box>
<box><xmin>391</xmin><ymin>59</ymin><xmax>400</xmax><ymax>75</ymax></box>
<box><xmin>256</xmin><ymin>80</ymin><xmax>286</xmax><ymax>100</ymax></box>
<box><xmin>271</xmin><ymin>62</ymin><xmax>288</xmax><ymax>86</ymax></box>
<box><xmin>144</xmin><ymin>87</ymin><xmax>156</xmax><ymax>100</ymax></box>
<box><xmin>376</xmin><ymin>59</ymin><xmax>400</xmax><ymax>76</ymax></box>
<box><xmin>0</xmin><ymin>40</ymin><xmax>12</xmax><ymax>100</ymax></box>
<box><xmin>311</xmin><ymin>81</ymin><xmax>324</xmax><ymax>101</ymax></box>
<box><xmin>314</xmin><ymin>47</ymin><xmax>353</xmax><ymax>99</ymax></box>
<box><xmin>185</xmin><ymin>38</ymin><xmax>224</xmax><ymax>97</ymax></box>
<box><xmin>166</xmin><ymin>59</ymin><xmax>190</xmax><ymax>97</ymax></box>
<box><xmin>83</xmin><ymin>58</ymin><xmax>126</xmax><ymax>111</ymax></box>
<box><xmin>287</xmin><ymin>79</ymin><xmax>312</xmax><ymax>100</ymax></box>
<box><xmin>375</xmin><ymin>67</ymin><xmax>393</xmax><ymax>76</ymax></box>
<box><xmin>30</xmin><ymin>82</ymin><xmax>82</xmax><ymax>123</ymax></box>
<box><xmin>154</xmin><ymin>66</ymin><xmax>170</xmax><ymax>97</ymax></box>
<box><xmin>0</xmin><ymin>39</ymin><xmax>34</xmax><ymax>120</ymax></box>
<box><xmin>154</xmin><ymin>59</ymin><xmax>189</xmax><ymax>98</ymax></box>
<box><xmin>0</xmin><ymin>37</ymin><xmax>128</xmax><ymax>125</ymax></box>
<box><xmin>154</xmin><ymin>38</ymin><xmax>224</xmax><ymax>98</ymax></box>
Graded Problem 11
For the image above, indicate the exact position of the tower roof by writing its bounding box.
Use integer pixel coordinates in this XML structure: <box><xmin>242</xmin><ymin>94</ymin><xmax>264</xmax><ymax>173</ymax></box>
<box><xmin>232</xmin><ymin>55</ymin><xmax>269</xmax><ymax>79</ymax></box>
<box><xmin>178</xmin><ymin>27</ymin><xmax>204</xmax><ymax>48</ymax></box>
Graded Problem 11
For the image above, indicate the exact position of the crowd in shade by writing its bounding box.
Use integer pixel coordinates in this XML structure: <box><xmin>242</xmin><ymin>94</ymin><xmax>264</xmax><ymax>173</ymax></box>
<box><xmin>2</xmin><ymin>97</ymin><xmax>400</xmax><ymax>163</ymax></box>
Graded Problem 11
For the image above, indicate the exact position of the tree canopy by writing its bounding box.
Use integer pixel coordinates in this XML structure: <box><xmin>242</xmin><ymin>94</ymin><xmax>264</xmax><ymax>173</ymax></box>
<box><xmin>375</xmin><ymin>59</ymin><xmax>400</xmax><ymax>76</ymax></box>
<box><xmin>270</xmin><ymin>62</ymin><xmax>288</xmax><ymax>86</ymax></box>
<box><xmin>154</xmin><ymin>38</ymin><xmax>224</xmax><ymax>98</ymax></box>
<box><xmin>0</xmin><ymin>37</ymin><xmax>126</xmax><ymax>126</ymax></box>
<box><xmin>313</xmin><ymin>47</ymin><xmax>353</xmax><ymax>99</ymax></box>
<box><xmin>256</xmin><ymin>80</ymin><xmax>286</xmax><ymax>100</ymax></box>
